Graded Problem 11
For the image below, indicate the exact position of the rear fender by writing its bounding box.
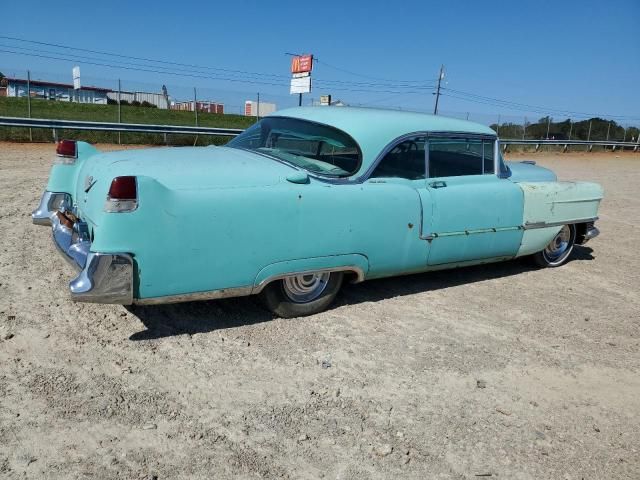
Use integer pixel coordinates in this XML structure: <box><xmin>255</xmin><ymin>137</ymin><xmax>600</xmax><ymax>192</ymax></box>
<box><xmin>46</xmin><ymin>141</ymin><xmax>100</xmax><ymax>196</ymax></box>
<box><xmin>252</xmin><ymin>254</ymin><xmax>370</xmax><ymax>293</ymax></box>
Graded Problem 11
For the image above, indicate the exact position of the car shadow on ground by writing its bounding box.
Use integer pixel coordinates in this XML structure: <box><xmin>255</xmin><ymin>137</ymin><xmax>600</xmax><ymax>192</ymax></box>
<box><xmin>127</xmin><ymin>246</ymin><xmax>594</xmax><ymax>341</ymax></box>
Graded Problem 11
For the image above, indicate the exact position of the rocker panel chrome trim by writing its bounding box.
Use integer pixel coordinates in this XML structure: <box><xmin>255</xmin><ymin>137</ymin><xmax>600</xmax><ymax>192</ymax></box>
<box><xmin>133</xmin><ymin>286</ymin><xmax>253</xmax><ymax>306</ymax></box>
<box><xmin>523</xmin><ymin>217</ymin><xmax>599</xmax><ymax>230</ymax></box>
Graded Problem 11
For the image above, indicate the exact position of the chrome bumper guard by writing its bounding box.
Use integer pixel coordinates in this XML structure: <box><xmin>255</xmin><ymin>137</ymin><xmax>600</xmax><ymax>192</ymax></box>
<box><xmin>579</xmin><ymin>222</ymin><xmax>600</xmax><ymax>245</ymax></box>
<box><xmin>51</xmin><ymin>211</ymin><xmax>134</xmax><ymax>305</ymax></box>
<box><xmin>583</xmin><ymin>225</ymin><xmax>600</xmax><ymax>243</ymax></box>
<box><xmin>32</xmin><ymin>191</ymin><xmax>72</xmax><ymax>225</ymax></box>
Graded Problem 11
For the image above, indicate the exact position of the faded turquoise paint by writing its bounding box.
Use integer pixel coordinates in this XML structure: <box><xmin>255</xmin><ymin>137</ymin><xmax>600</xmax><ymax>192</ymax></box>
<box><xmin>37</xmin><ymin>108</ymin><xmax>604</xmax><ymax>302</ymax></box>
<box><xmin>519</xmin><ymin>181</ymin><xmax>603</xmax><ymax>226</ymax></box>
<box><xmin>424</xmin><ymin>175</ymin><xmax>524</xmax><ymax>265</ymax></box>
<box><xmin>515</xmin><ymin>181</ymin><xmax>603</xmax><ymax>257</ymax></box>
<box><xmin>86</xmin><ymin>171</ymin><xmax>429</xmax><ymax>299</ymax></box>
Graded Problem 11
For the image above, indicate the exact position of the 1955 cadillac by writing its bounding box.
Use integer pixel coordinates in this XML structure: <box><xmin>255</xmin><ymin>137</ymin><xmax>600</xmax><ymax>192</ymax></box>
<box><xmin>32</xmin><ymin>107</ymin><xmax>602</xmax><ymax>317</ymax></box>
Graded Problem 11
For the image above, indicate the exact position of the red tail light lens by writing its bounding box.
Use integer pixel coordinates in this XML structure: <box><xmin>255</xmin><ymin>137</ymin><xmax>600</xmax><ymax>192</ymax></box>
<box><xmin>108</xmin><ymin>176</ymin><xmax>137</xmax><ymax>200</ymax></box>
<box><xmin>105</xmin><ymin>176</ymin><xmax>138</xmax><ymax>212</ymax></box>
<box><xmin>56</xmin><ymin>140</ymin><xmax>77</xmax><ymax>158</ymax></box>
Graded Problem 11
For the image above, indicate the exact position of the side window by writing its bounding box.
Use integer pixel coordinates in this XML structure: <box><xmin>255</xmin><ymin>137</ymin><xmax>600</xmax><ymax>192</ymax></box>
<box><xmin>370</xmin><ymin>137</ymin><xmax>426</xmax><ymax>180</ymax></box>
<box><xmin>428</xmin><ymin>138</ymin><xmax>495</xmax><ymax>177</ymax></box>
<box><xmin>483</xmin><ymin>141</ymin><xmax>495</xmax><ymax>174</ymax></box>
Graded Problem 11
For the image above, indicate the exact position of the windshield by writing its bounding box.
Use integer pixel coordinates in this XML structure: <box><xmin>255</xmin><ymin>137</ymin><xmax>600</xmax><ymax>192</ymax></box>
<box><xmin>227</xmin><ymin>117</ymin><xmax>362</xmax><ymax>177</ymax></box>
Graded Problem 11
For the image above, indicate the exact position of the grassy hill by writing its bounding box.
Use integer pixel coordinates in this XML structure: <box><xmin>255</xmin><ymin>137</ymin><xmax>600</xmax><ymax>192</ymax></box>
<box><xmin>0</xmin><ymin>97</ymin><xmax>255</xmax><ymax>145</ymax></box>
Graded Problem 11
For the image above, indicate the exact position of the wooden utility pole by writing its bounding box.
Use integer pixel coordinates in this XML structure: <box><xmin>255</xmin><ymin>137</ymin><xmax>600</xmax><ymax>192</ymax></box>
<box><xmin>433</xmin><ymin>65</ymin><xmax>444</xmax><ymax>115</ymax></box>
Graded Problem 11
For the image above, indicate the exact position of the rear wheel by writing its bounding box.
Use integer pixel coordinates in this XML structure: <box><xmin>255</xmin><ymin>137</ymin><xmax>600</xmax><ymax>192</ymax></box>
<box><xmin>533</xmin><ymin>224</ymin><xmax>577</xmax><ymax>267</ymax></box>
<box><xmin>258</xmin><ymin>271</ymin><xmax>344</xmax><ymax>318</ymax></box>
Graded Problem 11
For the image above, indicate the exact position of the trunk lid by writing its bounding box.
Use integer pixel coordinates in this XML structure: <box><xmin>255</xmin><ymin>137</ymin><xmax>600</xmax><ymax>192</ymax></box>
<box><xmin>74</xmin><ymin>145</ymin><xmax>297</xmax><ymax>226</ymax></box>
<box><xmin>78</xmin><ymin>146</ymin><xmax>296</xmax><ymax>192</ymax></box>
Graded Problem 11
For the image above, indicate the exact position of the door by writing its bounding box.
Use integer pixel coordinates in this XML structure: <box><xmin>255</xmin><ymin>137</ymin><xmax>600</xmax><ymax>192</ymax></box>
<box><xmin>365</xmin><ymin>135</ymin><xmax>434</xmax><ymax>275</ymax></box>
<box><xmin>424</xmin><ymin>137</ymin><xmax>523</xmax><ymax>265</ymax></box>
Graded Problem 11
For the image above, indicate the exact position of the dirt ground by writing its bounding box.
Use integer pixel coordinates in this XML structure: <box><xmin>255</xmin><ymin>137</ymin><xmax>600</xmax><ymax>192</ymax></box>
<box><xmin>0</xmin><ymin>143</ymin><xmax>639</xmax><ymax>479</ymax></box>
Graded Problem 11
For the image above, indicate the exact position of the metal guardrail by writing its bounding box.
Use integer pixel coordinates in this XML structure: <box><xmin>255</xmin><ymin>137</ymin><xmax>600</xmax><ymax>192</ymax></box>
<box><xmin>501</xmin><ymin>138</ymin><xmax>640</xmax><ymax>151</ymax></box>
<box><xmin>0</xmin><ymin>116</ymin><xmax>244</xmax><ymax>137</ymax></box>
<box><xmin>1</xmin><ymin>116</ymin><xmax>638</xmax><ymax>151</ymax></box>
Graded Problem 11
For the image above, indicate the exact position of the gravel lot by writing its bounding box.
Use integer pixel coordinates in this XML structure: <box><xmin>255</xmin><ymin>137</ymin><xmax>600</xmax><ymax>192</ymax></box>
<box><xmin>1</xmin><ymin>142</ymin><xmax>639</xmax><ymax>479</ymax></box>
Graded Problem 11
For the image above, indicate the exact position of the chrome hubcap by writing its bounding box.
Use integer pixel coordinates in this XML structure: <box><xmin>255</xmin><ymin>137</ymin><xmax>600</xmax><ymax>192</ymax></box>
<box><xmin>544</xmin><ymin>225</ymin><xmax>572</xmax><ymax>263</ymax></box>
<box><xmin>282</xmin><ymin>272</ymin><xmax>330</xmax><ymax>303</ymax></box>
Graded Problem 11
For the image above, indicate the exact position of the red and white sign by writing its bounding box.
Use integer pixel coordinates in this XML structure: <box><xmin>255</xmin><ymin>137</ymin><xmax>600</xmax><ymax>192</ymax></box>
<box><xmin>291</xmin><ymin>55</ymin><xmax>313</xmax><ymax>74</ymax></box>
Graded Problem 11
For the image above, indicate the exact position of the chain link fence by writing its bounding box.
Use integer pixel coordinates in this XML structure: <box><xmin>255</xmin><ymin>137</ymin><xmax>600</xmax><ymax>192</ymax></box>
<box><xmin>0</xmin><ymin>69</ymin><xmax>292</xmax><ymax>145</ymax></box>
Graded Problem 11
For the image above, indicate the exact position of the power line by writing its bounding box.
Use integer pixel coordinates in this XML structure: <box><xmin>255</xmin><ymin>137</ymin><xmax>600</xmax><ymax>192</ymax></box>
<box><xmin>441</xmin><ymin>87</ymin><xmax>640</xmax><ymax>121</ymax></box>
<box><xmin>315</xmin><ymin>58</ymin><xmax>437</xmax><ymax>85</ymax></box>
<box><xmin>0</xmin><ymin>35</ymin><xmax>435</xmax><ymax>91</ymax></box>
<box><xmin>0</xmin><ymin>48</ymin><xmax>288</xmax><ymax>88</ymax></box>
<box><xmin>0</xmin><ymin>48</ymin><xmax>436</xmax><ymax>95</ymax></box>
<box><xmin>0</xmin><ymin>34</ymin><xmax>290</xmax><ymax>80</ymax></box>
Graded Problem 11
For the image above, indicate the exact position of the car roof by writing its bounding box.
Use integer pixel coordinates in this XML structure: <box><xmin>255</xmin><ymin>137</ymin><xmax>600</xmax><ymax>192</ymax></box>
<box><xmin>271</xmin><ymin>106</ymin><xmax>496</xmax><ymax>176</ymax></box>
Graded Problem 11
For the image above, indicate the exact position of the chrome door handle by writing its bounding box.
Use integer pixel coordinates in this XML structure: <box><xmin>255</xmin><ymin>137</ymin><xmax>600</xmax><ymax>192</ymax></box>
<box><xmin>429</xmin><ymin>181</ymin><xmax>447</xmax><ymax>189</ymax></box>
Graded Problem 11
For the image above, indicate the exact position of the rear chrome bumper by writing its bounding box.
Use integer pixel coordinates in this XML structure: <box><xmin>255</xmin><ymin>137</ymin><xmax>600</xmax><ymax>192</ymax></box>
<box><xmin>51</xmin><ymin>210</ymin><xmax>134</xmax><ymax>305</ymax></box>
<box><xmin>32</xmin><ymin>191</ymin><xmax>72</xmax><ymax>225</ymax></box>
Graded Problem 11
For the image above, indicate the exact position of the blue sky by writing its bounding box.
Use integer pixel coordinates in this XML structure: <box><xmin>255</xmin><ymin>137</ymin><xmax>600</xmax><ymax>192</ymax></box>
<box><xmin>1</xmin><ymin>0</ymin><xmax>638</xmax><ymax>123</ymax></box>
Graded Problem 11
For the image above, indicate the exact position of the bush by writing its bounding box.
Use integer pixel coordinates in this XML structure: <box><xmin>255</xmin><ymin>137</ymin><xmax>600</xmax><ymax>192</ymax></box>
<box><xmin>140</xmin><ymin>101</ymin><xmax>157</xmax><ymax>108</ymax></box>
<box><xmin>131</xmin><ymin>100</ymin><xmax>141</xmax><ymax>107</ymax></box>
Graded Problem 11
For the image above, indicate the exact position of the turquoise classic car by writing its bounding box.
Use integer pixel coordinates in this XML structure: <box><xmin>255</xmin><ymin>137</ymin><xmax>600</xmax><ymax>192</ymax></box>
<box><xmin>32</xmin><ymin>107</ymin><xmax>602</xmax><ymax>317</ymax></box>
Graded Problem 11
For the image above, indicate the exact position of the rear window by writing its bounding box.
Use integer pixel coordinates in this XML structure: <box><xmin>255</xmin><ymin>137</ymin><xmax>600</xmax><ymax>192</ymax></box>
<box><xmin>227</xmin><ymin>117</ymin><xmax>362</xmax><ymax>177</ymax></box>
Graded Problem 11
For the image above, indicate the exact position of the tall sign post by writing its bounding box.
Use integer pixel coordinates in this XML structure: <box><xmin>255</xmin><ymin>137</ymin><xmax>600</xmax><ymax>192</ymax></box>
<box><xmin>72</xmin><ymin>66</ymin><xmax>81</xmax><ymax>104</ymax></box>
<box><xmin>290</xmin><ymin>54</ymin><xmax>313</xmax><ymax>106</ymax></box>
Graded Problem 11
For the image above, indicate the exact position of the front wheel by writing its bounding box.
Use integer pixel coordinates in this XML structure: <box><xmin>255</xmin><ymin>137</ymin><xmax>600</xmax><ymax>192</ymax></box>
<box><xmin>533</xmin><ymin>224</ymin><xmax>577</xmax><ymax>267</ymax></box>
<box><xmin>258</xmin><ymin>271</ymin><xmax>344</xmax><ymax>318</ymax></box>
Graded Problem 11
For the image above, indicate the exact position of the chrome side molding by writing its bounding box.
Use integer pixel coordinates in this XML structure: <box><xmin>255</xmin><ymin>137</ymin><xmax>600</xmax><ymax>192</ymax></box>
<box><xmin>523</xmin><ymin>217</ymin><xmax>599</xmax><ymax>230</ymax></box>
